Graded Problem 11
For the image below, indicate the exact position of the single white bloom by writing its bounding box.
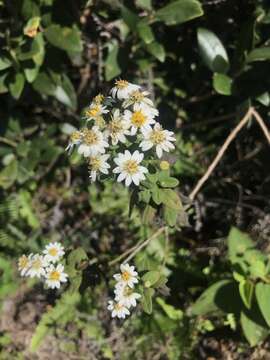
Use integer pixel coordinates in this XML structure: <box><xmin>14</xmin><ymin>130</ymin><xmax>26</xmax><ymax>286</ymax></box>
<box><xmin>45</xmin><ymin>264</ymin><xmax>68</xmax><ymax>289</ymax></box>
<box><xmin>65</xmin><ymin>130</ymin><xmax>82</xmax><ymax>152</ymax></box>
<box><xmin>114</xmin><ymin>285</ymin><xmax>141</xmax><ymax>308</ymax></box>
<box><xmin>113</xmin><ymin>150</ymin><xmax>148</xmax><ymax>187</ymax></box>
<box><xmin>104</xmin><ymin>109</ymin><xmax>130</xmax><ymax>145</ymax></box>
<box><xmin>107</xmin><ymin>300</ymin><xmax>130</xmax><ymax>319</ymax></box>
<box><xmin>18</xmin><ymin>253</ymin><xmax>33</xmax><ymax>276</ymax></box>
<box><xmin>113</xmin><ymin>263</ymin><xmax>139</xmax><ymax>288</ymax></box>
<box><xmin>111</xmin><ymin>80</ymin><xmax>140</xmax><ymax>100</ymax></box>
<box><xmin>140</xmin><ymin>122</ymin><xmax>176</xmax><ymax>158</ymax></box>
<box><xmin>88</xmin><ymin>154</ymin><xmax>110</xmax><ymax>182</ymax></box>
<box><xmin>78</xmin><ymin>126</ymin><xmax>109</xmax><ymax>157</ymax></box>
<box><xmin>85</xmin><ymin>102</ymin><xmax>109</xmax><ymax>121</ymax></box>
<box><xmin>43</xmin><ymin>242</ymin><xmax>65</xmax><ymax>263</ymax></box>
<box><xmin>123</xmin><ymin>90</ymin><xmax>154</xmax><ymax>108</ymax></box>
<box><xmin>26</xmin><ymin>254</ymin><xmax>48</xmax><ymax>279</ymax></box>
<box><xmin>123</xmin><ymin>104</ymin><xmax>156</xmax><ymax>136</ymax></box>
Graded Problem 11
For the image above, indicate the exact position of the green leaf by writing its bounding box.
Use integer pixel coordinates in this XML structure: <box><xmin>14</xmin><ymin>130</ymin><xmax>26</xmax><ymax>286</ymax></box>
<box><xmin>54</xmin><ymin>74</ymin><xmax>77</xmax><ymax>110</ymax></box>
<box><xmin>0</xmin><ymin>55</ymin><xmax>12</xmax><ymax>71</ymax></box>
<box><xmin>213</xmin><ymin>73</ymin><xmax>232</xmax><ymax>96</ymax></box>
<box><xmin>18</xmin><ymin>190</ymin><xmax>40</xmax><ymax>229</ymax></box>
<box><xmin>142</xmin><ymin>288</ymin><xmax>154</xmax><ymax>314</ymax></box>
<box><xmin>163</xmin><ymin>206</ymin><xmax>178</xmax><ymax>227</ymax></box>
<box><xmin>191</xmin><ymin>280</ymin><xmax>241</xmax><ymax>316</ymax></box>
<box><xmin>256</xmin><ymin>283</ymin><xmax>270</xmax><ymax>327</ymax></box>
<box><xmin>161</xmin><ymin>189</ymin><xmax>182</xmax><ymax>210</ymax></box>
<box><xmin>146</xmin><ymin>41</ymin><xmax>165</xmax><ymax>62</ymax></box>
<box><xmin>228</xmin><ymin>227</ymin><xmax>254</xmax><ymax>265</ymax></box>
<box><xmin>137</xmin><ymin>20</ymin><xmax>155</xmax><ymax>44</ymax></box>
<box><xmin>121</xmin><ymin>5</ymin><xmax>140</xmax><ymax>31</ymax></box>
<box><xmin>240</xmin><ymin>309</ymin><xmax>269</xmax><ymax>346</ymax></box>
<box><xmin>105</xmin><ymin>40</ymin><xmax>121</xmax><ymax>81</ymax></box>
<box><xmin>156</xmin><ymin>297</ymin><xmax>183</xmax><ymax>320</ymax></box>
<box><xmin>239</xmin><ymin>280</ymin><xmax>254</xmax><ymax>309</ymax></box>
<box><xmin>136</xmin><ymin>0</ymin><xmax>152</xmax><ymax>11</ymax></box>
<box><xmin>138</xmin><ymin>189</ymin><xmax>151</xmax><ymax>204</ymax></box>
<box><xmin>33</xmin><ymin>72</ymin><xmax>77</xmax><ymax>109</ymax></box>
<box><xmin>155</xmin><ymin>0</ymin><xmax>203</xmax><ymax>26</ymax></box>
<box><xmin>0</xmin><ymin>72</ymin><xmax>8</xmax><ymax>94</ymax></box>
<box><xmin>8</xmin><ymin>73</ymin><xmax>25</xmax><ymax>99</ymax></box>
<box><xmin>247</xmin><ymin>47</ymin><xmax>270</xmax><ymax>63</ymax></box>
<box><xmin>44</xmin><ymin>25</ymin><xmax>83</xmax><ymax>53</ymax></box>
<box><xmin>250</xmin><ymin>260</ymin><xmax>267</xmax><ymax>279</ymax></box>
<box><xmin>151</xmin><ymin>186</ymin><xmax>163</xmax><ymax>205</ymax></box>
<box><xmin>159</xmin><ymin>177</ymin><xmax>179</xmax><ymax>188</ymax></box>
<box><xmin>0</xmin><ymin>160</ymin><xmax>18</xmax><ymax>189</ymax></box>
<box><xmin>142</xmin><ymin>204</ymin><xmax>156</xmax><ymax>225</ymax></box>
<box><xmin>197</xmin><ymin>28</ymin><xmax>229</xmax><ymax>73</ymax></box>
<box><xmin>142</xmin><ymin>270</ymin><xmax>161</xmax><ymax>288</ymax></box>
<box><xmin>256</xmin><ymin>92</ymin><xmax>270</xmax><ymax>106</ymax></box>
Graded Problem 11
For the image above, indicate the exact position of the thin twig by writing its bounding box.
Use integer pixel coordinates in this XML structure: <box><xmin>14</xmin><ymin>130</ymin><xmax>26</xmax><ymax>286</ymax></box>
<box><xmin>109</xmin><ymin>227</ymin><xmax>165</xmax><ymax>266</ymax></box>
<box><xmin>251</xmin><ymin>109</ymin><xmax>270</xmax><ymax>144</ymax></box>
<box><xmin>123</xmin><ymin>227</ymin><xmax>165</xmax><ymax>264</ymax></box>
<box><xmin>189</xmin><ymin>107</ymin><xmax>270</xmax><ymax>202</ymax></box>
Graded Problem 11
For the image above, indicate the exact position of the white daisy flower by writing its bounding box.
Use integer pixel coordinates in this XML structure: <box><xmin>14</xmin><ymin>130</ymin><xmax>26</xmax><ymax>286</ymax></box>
<box><xmin>104</xmin><ymin>109</ymin><xmax>130</xmax><ymax>145</ymax></box>
<box><xmin>113</xmin><ymin>263</ymin><xmax>139</xmax><ymax>288</ymax></box>
<box><xmin>123</xmin><ymin>104</ymin><xmax>156</xmax><ymax>136</ymax></box>
<box><xmin>107</xmin><ymin>300</ymin><xmax>130</xmax><ymax>319</ymax></box>
<box><xmin>26</xmin><ymin>254</ymin><xmax>48</xmax><ymax>279</ymax></box>
<box><xmin>43</xmin><ymin>242</ymin><xmax>65</xmax><ymax>263</ymax></box>
<box><xmin>84</xmin><ymin>103</ymin><xmax>109</xmax><ymax>122</ymax></box>
<box><xmin>45</xmin><ymin>264</ymin><xmax>68</xmax><ymax>289</ymax></box>
<box><xmin>65</xmin><ymin>130</ymin><xmax>82</xmax><ymax>152</ymax></box>
<box><xmin>88</xmin><ymin>154</ymin><xmax>110</xmax><ymax>182</ymax></box>
<box><xmin>18</xmin><ymin>254</ymin><xmax>33</xmax><ymax>276</ymax></box>
<box><xmin>113</xmin><ymin>150</ymin><xmax>148</xmax><ymax>187</ymax></box>
<box><xmin>111</xmin><ymin>80</ymin><xmax>140</xmax><ymax>100</ymax></box>
<box><xmin>78</xmin><ymin>126</ymin><xmax>109</xmax><ymax>157</ymax></box>
<box><xmin>139</xmin><ymin>122</ymin><xmax>176</xmax><ymax>158</ymax></box>
<box><xmin>114</xmin><ymin>286</ymin><xmax>141</xmax><ymax>308</ymax></box>
<box><xmin>123</xmin><ymin>90</ymin><xmax>154</xmax><ymax>108</ymax></box>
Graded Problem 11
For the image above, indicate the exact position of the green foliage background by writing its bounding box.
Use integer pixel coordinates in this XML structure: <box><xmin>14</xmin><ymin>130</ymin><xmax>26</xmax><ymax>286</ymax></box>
<box><xmin>1</xmin><ymin>0</ymin><xmax>270</xmax><ymax>358</ymax></box>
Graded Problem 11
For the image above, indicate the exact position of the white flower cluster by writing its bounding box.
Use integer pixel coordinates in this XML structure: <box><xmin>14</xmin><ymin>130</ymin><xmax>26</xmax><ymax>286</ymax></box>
<box><xmin>107</xmin><ymin>263</ymin><xmax>141</xmax><ymax>319</ymax></box>
<box><xmin>66</xmin><ymin>80</ymin><xmax>176</xmax><ymax>186</ymax></box>
<box><xmin>18</xmin><ymin>242</ymin><xmax>68</xmax><ymax>289</ymax></box>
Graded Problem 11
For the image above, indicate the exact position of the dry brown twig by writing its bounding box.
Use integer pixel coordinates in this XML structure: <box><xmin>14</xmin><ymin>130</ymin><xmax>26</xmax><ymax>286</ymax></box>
<box><xmin>189</xmin><ymin>107</ymin><xmax>270</xmax><ymax>202</ymax></box>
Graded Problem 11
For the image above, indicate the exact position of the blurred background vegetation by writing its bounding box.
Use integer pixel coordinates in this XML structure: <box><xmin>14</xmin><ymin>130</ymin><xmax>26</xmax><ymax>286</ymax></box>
<box><xmin>1</xmin><ymin>0</ymin><xmax>270</xmax><ymax>358</ymax></box>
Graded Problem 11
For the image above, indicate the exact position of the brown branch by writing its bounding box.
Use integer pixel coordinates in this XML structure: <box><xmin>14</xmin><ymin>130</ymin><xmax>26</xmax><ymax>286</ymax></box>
<box><xmin>189</xmin><ymin>107</ymin><xmax>270</xmax><ymax>202</ymax></box>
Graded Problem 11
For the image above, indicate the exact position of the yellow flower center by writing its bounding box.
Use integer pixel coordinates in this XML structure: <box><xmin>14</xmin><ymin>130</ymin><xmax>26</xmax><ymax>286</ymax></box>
<box><xmin>70</xmin><ymin>131</ymin><xmax>81</xmax><ymax>143</ymax></box>
<box><xmin>115</xmin><ymin>80</ymin><xmax>129</xmax><ymax>89</ymax></box>
<box><xmin>85</xmin><ymin>106</ymin><xmax>100</xmax><ymax>118</ymax></box>
<box><xmin>150</xmin><ymin>129</ymin><xmax>165</xmax><ymax>144</ymax></box>
<box><xmin>19</xmin><ymin>255</ymin><xmax>28</xmax><ymax>269</ymax></box>
<box><xmin>93</xmin><ymin>94</ymin><xmax>104</xmax><ymax>104</ymax></box>
<box><xmin>123</xmin><ymin>160</ymin><xmax>139</xmax><ymax>175</ymax></box>
<box><xmin>89</xmin><ymin>157</ymin><xmax>101</xmax><ymax>171</ymax></box>
<box><xmin>123</xmin><ymin>287</ymin><xmax>133</xmax><ymax>296</ymax></box>
<box><xmin>108</xmin><ymin>119</ymin><xmax>124</xmax><ymax>135</ymax></box>
<box><xmin>49</xmin><ymin>270</ymin><xmax>61</xmax><ymax>281</ymax></box>
<box><xmin>32</xmin><ymin>259</ymin><xmax>42</xmax><ymax>270</ymax></box>
<box><xmin>115</xmin><ymin>303</ymin><xmax>123</xmax><ymax>310</ymax></box>
<box><xmin>131</xmin><ymin>111</ymin><xmax>146</xmax><ymax>127</ymax></box>
<box><xmin>48</xmin><ymin>248</ymin><xmax>58</xmax><ymax>257</ymax></box>
<box><xmin>82</xmin><ymin>129</ymin><xmax>99</xmax><ymax>145</ymax></box>
<box><xmin>160</xmin><ymin>160</ymin><xmax>170</xmax><ymax>170</ymax></box>
<box><xmin>130</xmin><ymin>90</ymin><xmax>144</xmax><ymax>102</ymax></box>
<box><xmin>121</xmin><ymin>271</ymin><xmax>131</xmax><ymax>281</ymax></box>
